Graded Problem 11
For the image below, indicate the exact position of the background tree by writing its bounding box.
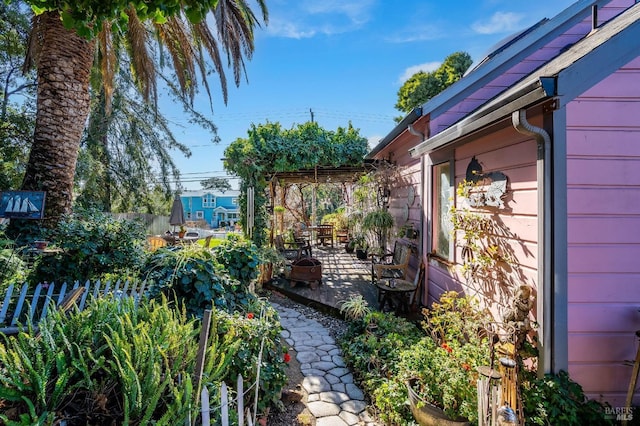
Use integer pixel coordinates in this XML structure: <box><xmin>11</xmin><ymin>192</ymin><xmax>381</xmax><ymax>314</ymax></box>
<box><xmin>395</xmin><ymin>51</ymin><xmax>472</xmax><ymax>116</ymax></box>
<box><xmin>74</xmin><ymin>67</ymin><xmax>198</xmax><ymax>214</ymax></box>
<box><xmin>200</xmin><ymin>176</ymin><xmax>232</xmax><ymax>192</ymax></box>
<box><xmin>9</xmin><ymin>0</ymin><xmax>268</xmax><ymax>241</ymax></box>
<box><xmin>0</xmin><ymin>2</ymin><xmax>34</xmax><ymax>190</ymax></box>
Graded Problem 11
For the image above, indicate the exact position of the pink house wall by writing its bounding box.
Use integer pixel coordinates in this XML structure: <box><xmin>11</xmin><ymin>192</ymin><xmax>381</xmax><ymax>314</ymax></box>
<box><xmin>370</xmin><ymin>119</ymin><xmax>427</xmax><ymax>282</ymax></box>
<box><xmin>566</xmin><ymin>56</ymin><xmax>640</xmax><ymax>405</ymax></box>
<box><xmin>426</xmin><ymin>117</ymin><xmax>541</xmax><ymax>318</ymax></box>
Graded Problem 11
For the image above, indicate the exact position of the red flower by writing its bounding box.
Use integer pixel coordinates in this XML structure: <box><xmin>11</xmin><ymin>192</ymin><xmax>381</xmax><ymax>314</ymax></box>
<box><xmin>247</xmin><ymin>312</ymin><xmax>254</xmax><ymax>319</ymax></box>
<box><xmin>283</xmin><ymin>353</ymin><xmax>291</xmax><ymax>363</ymax></box>
<box><xmin>441</xmin><ymin>343</ymin><xmax>453</xmax><ymax>354</ymax></box>
<box><xmin>462</xmin><ymin>363</ymin><xmax>471</xmax><ymax>371</ymax></box>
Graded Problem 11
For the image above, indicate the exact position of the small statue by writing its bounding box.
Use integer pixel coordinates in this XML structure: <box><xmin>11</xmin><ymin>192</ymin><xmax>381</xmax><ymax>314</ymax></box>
<box><xmin>503</xmin><ymin>285</ymin><xmax>534</xmax><ymax>334</ymax></box>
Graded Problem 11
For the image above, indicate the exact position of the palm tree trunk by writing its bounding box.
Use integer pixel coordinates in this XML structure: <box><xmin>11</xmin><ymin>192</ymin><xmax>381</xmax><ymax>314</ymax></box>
<box><xmin>20</xmin><ymin>11</ymin><xmax>94</xmax><ymax>228</ymax></box>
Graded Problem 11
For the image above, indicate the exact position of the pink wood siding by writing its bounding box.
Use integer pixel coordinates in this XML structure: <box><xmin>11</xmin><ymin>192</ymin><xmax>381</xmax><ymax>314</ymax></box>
<box><xmin>369</xmin><ymin>118</ymin><xmax>427</xmax><ymax>283</ymax></box>
<box><xmin>427</xmin><ymin>118</ymin><xmax>540</xmax><ymax>318</ymax></box>
<box><xmin>566</xmin><ymin>56</ymin><xmax>640</xmax><ymax>405</ymax></box>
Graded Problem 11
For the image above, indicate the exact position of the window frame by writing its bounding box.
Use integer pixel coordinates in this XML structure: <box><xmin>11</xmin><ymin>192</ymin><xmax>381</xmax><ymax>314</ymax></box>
<box><xmin>431</xmin><ymin>159</ymin><xmax>454</xmax><ymax>262</ymax></box>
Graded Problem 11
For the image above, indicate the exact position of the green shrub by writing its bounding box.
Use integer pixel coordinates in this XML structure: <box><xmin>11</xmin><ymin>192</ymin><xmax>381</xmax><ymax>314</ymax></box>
<box><xmin>28</xmin><ymin>208</ymin><xmax>146</xmax><ymax>285</ymax></box>
<box><xmin>212</xmin><ymin>298</ymin><xmax>289</xmax><ymax>416</ymax></box>
<box><xmin>0</xmin><ymin>296</ymin><xmax>237</xmax><ymax>424</ymax></box>
<box><xmin>0</xmin><ymin>232</ymin><xmax>26</xmax><ymax>293</ymax></box>
<box><xmin>521</xmin><ymin>370</ymin><xmax>613</xmax><ymax>425</ymax></box>
<box><xmin>211</xmin><ymin>234</ymin><xmax>261</xmax><ymax>286</ymax></box>
<box><xmin>339</xmin><ymin>311</ymin><xmax>422</xmax><ymax>395</ymax></box>
<box><xmin>142</xmin><ymin>244</ymin><xmax>256</xmax><ymax>318</ymax></box>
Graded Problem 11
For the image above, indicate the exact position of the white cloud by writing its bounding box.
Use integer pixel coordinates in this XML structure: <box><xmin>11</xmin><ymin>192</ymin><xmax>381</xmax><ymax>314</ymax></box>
<box><xmin>398</xmin><ymin>62</ymin><xmax>441</xmax><ymax>84</ymax></box>
<box><xmin>385</xmin><ymin>24</ymin><xmax>443</xmax><ymax>43</ymax></box>
<box><xmin>471</xmin><ymin>11</ymin><xmax>524</xmax><ymax>35</ymax></box>
<box><xmin>265</xmin><ymin>0</ymin><xmax>375</xmax><ymax>38</ymax></box>
<box><xmin>367</xmin><ymin>135</ymin><xmax>383</xmax><ymax>149</ymax></box>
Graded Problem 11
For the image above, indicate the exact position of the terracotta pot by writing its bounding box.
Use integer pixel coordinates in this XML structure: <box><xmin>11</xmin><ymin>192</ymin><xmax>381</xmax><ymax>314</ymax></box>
<box><xmin>406</xmin><ymin>379</ymin><xmax>471</xmax><ymax>426</ymax></box>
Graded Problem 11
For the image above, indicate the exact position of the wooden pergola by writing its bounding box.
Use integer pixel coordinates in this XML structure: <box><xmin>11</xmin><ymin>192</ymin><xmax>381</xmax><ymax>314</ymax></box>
<box><xmin>265</xmin><ymin>161</ymin><xmax>379</xmax><ymax>240</ymax></box>
<box><xmin>266</xmin><ymin>161</ymin><xmax>377</xmax><ymax>185</ymax></box>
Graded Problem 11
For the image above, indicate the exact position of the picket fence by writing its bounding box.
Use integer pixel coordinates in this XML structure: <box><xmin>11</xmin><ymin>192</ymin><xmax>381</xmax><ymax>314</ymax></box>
<box><xmin>0</xmin><ymin>279</ymin><xmax>146</xmax><ymax>335</ymax></box>
<box><xmin>0</xmin><ymin>282</ymin><xmax>265</xmax><ymax>425</ymax></box>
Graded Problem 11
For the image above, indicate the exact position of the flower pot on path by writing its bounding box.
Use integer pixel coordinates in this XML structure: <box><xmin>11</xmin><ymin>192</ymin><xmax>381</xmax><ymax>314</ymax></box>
<box><xmin>406</xmin><ymin>379</ymin><xmax>471</xmax><ymax>426</ymax></box>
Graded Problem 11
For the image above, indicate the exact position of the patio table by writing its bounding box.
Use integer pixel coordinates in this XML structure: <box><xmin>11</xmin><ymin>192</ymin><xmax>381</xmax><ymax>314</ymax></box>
<box><xmin>375</xmin><ymin>278</ymin><xmax>416</xmax><ymax>314</ymax></box>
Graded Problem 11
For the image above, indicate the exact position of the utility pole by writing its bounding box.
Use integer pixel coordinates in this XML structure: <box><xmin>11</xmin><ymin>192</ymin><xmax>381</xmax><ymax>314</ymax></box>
<box><xmin>309</xmin><ymin>108</ymin><xmax>314</xmax><ymax>123</ymax></box>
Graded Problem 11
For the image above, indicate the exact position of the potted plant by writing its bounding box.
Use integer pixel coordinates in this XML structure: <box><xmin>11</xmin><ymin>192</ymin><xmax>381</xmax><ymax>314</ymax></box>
<box><xmin>362</xmin><ymin>209</ymin><xmax>394</xmax><ymax>254</ymax></box>
<box><xmin>178</xmin><ymin>225</ymin><xmax>186</xmax><ymax>238</ymax></box>
<box><xmin>398</xmin><ymin>291</ymin><xmax>492</xmax><ymax>425</ymax></box>
<box><xmin>398</xmin><ymin>223</ymin><xmax>419</xmax><ymax>240</ymax></box>
<box><xmin>339</xmin><ymin>295</ymin><xmax>371</xmax><ymax>322</ymax></box>
<box><xmin>351</xmin><ymin>234</ymin><xmax>368</xmax><ymax>260</ymax></box>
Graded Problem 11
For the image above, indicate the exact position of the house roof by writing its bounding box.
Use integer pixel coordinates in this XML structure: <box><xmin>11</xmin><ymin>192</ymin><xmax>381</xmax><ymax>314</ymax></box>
<box><xmin>181</xmin><ymin>189</ymin><xmax>240</xmax><ymax>197</ymax></box>
<box><xmin>368</xmin><ymin>0</ymin><xmax>618</xmax><ymax>158</ymax></box>
<box><xmin>410</xmin><ymin>1</ymin><xmax>640</xmax><ymax>156</ymax></box>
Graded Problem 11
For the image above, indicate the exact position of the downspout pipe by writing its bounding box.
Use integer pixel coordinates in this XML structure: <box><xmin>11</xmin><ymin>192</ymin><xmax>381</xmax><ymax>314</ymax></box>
<box><xmin>408</xmin><ymin>124</ymin><xmax>425</xmax><ymax>140</ymax></box>
<box><xmin>512</xmin><ymin>109</ymin><xmax>553</xmax><ymax>376</ymax></box>
<box><xmin>408</xmin><ymin>123</ymin><xmax>427</xmax><ymax>304</ymax></box>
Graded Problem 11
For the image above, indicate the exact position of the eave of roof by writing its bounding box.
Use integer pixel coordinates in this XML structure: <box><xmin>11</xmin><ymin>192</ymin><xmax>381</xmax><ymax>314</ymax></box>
<box><xmin>366</xmin><ymin>107</ymin><xmax>422</xmax><ymax>159</ymax></box>
<box><xmin>410</xmin><ymin>2</ymin><xmax>640</xmax><ymax>157</ymax></box>
<box><xmin>367</xmin><ymin>0</ymin><xmax>609</xmax><ymax>159</ymax></box>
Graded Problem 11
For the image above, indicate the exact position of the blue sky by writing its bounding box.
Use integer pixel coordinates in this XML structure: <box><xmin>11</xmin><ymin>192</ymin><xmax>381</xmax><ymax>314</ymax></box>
<box><xmin>164</xmin><ymin>0</ymin><xmax>576</xmax><ymax>190</ymax></box>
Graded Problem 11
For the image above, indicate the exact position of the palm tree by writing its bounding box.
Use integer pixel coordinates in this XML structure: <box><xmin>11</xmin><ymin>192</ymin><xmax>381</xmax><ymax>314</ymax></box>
<box><xmin>10</xmin><ymin>0</ymin><xmax>267</xmax><ymax>238</ymax></box>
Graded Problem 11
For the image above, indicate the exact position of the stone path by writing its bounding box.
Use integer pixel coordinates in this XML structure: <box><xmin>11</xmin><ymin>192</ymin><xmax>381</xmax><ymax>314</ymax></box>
<box><xmin>273</xmin><ymin>302</ymin><xmax>378</xmax><ymax>426</ymax></box>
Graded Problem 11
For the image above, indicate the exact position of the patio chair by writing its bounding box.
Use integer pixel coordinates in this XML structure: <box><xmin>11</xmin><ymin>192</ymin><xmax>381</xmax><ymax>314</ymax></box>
<box><xmin>371</xmin><ymin>241</ymin><xmax>413</xmax><ymax>285</ymax></box>
<box><xmin>376</xmin><ymin>260</ymin><xmax>424</xmax><ymax>313</ymax></box>
<box><xmin>147</xmin><ymin>236</ymin><xmax>167</xmax><ymax>251</ymax></box>
<box><xmin>275</xmin><ymin>235</ymin><xmax>307</xmax><ymax>262</ymax></box>
<box><xmin>315</xmin><ymin>224</ymin><xmax>334</xmax><ymax>247</ymax></box>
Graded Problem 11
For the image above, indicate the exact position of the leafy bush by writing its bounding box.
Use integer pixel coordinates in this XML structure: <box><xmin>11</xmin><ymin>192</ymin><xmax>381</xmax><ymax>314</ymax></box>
<box><xmin>212</xmin><ymin>298</ymin><xmax>289</xmax><ymax>416</ymax></box>
<box><xmin>28</xmin><ymin>208</ymin><xmax>146</xmax><ymax>285</ymax></box>
<box><xmin>142</xmin><ymin>244</ymin><xmax>256</xmax><ymax>318</ymax></box>
<box><xmin>211</xmin><ymin>234</ymin><xmax>261</xmax><ymax>286</ymax></box>
<box><xmin>0</xmin><ymin>296</ymin><xmax>237</xmax><ymax>424</ymax></box>
<box><xmin>0</xmin><ymin>232</ymin><xmax>26</xmax><ymax>293</ymax></box>
<box><xmin>521</xmin><ymin>370</ymin><xmax>613</xmax><ymax>425</ymax></box>
<box><xmin>339</xmin><ymin>311</ymin><xmax>422</xmax><ymax>402</ymax></box>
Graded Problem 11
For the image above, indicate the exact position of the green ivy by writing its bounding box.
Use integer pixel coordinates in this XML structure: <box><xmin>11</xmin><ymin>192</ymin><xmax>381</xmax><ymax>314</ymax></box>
<box><xmin>521</xmin><ymin>370</ymin><xmax>613</xmax><ymax>425</ymax></box>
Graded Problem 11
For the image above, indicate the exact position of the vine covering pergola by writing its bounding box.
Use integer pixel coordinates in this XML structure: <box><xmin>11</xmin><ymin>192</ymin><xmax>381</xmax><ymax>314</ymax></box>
<box><xmin>223</xmin><ymin>121</ymin><xmax>375</xmax><ymax>246</ymax></box>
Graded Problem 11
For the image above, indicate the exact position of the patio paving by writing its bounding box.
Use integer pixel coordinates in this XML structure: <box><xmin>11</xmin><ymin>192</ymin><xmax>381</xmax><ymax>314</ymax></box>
<box><xmin>265</xmin><ymin>245</ymin><xmax>379</xmax><ymax>316</ymax></box>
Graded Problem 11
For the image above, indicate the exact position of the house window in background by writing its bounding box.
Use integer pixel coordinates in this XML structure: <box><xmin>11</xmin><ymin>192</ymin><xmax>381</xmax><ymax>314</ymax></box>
<box><xmin>203</xmin><ymin>194</ymin><xmax>215</xmax><ymax>207</ymax></box>
<box><xmin>432</xmin><ymin>161</ymin><xmax>453</xmax><ymax>260</ymax></box>
<box><xmin>196</xmin><ymin>211</ymin><xmax>204</xmax><ymax>219</ymax></box>
<box><xmin>232</xmin><ymin>198</ymin><xmax>238</xmax><ymax>205</ymax></box>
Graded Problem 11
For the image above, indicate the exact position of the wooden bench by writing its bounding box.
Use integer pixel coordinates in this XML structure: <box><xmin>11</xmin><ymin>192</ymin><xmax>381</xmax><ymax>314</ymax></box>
<box><xmin>0</xmin><ymin>280</ymin><xmax>146</xmax><ymax>336</ymax></box>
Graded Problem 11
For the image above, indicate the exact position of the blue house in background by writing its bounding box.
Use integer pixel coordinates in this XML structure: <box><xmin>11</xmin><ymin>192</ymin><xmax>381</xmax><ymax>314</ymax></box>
<box><xmin>180</xmin><ymin>190</ymin><xmax>240</xmax><ymax>229</ymax></box>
